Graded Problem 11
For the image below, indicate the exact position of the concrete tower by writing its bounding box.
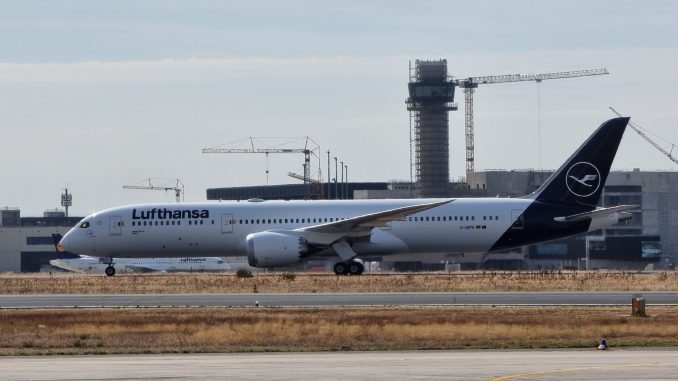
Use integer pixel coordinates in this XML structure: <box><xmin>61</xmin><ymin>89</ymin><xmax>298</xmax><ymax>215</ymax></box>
<box><xmin>406</xmin><ymin>59</ymin><xmax>456</xmax><ymax>198</ymax></box>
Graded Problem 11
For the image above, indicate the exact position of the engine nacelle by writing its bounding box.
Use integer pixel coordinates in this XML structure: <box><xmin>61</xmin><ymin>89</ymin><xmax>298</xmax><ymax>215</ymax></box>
<box><xmin>246</xmin><ymin>231</ymin><xmax>308</xmax><ymax>268</ymax></box>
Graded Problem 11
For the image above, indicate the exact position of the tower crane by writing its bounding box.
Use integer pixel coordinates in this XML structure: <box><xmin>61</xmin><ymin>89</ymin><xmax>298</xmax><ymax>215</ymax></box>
<box><xmin>202</xmin><ymin>136</ymin><xmax>321</xmax><ymax>185</ymax></box>
<box><xmin>610</xmin><ymin>107</ymin><xmax>678</xmax><ymax>166</ymax></box>
<box><xmin>455</xmin><ymin>68</ymin><xmax>609</xmax><ymax>180</ymax></box>
<box><xmin>123</xmin><ymin>178</ymin><xmax>184</xmax><ymax>202</ymax></box>
<box><xmin>287</xmin><ymin>171</ymin><xmax>321</xmax><ymax>184</ymax></box>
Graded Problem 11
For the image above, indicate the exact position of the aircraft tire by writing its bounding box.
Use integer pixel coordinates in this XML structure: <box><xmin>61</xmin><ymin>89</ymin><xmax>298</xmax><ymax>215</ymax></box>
<box><xmin>348</xmin><ymin>261</ymin><xmax>364</xmax><ymax>275</ymax></box>
<box><xmin>105</xmin><ymin>266</ymin><xmax>116</xmax><ymax>277</ymax></box>
<box><xmin>333</xmin><ymin>262</ymin><xmax>349</xmax><ymax>275</ymax></box>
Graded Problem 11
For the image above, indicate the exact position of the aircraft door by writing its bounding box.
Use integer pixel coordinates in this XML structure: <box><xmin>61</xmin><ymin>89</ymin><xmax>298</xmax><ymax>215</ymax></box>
<box><xmin>221</xmin><ymin>214</ymin><xmax>234</xmax><ymax>234</ymax></box>
<box><xmin>109</xmin><ymin>216</ymin><xmax>123</xmax><ymax>235</ymax></box>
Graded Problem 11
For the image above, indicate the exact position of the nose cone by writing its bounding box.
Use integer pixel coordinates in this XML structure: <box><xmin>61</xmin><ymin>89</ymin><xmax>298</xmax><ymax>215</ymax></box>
<box><xmin>58</xmin><ymin>230</ymin><xmax>76</xmax><ymax>254</ymax></box>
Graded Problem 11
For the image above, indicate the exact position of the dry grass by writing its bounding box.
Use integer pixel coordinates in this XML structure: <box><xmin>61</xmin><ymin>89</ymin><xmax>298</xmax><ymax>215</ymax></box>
<box><xmin>1</xmin><ymin>306</ymin><xmax>677</xmax><ymax>355</ymax></box>
<box><xmin>1</xmin><ymin>271</ymin><xmax>677</xmax><ymax>294</ymax></box>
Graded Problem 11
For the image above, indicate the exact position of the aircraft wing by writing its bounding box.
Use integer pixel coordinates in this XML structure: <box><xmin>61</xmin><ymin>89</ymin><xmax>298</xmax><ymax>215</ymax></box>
<box><xmin>297</xmin><ymin>199</ymin><xmax>453</xmax><ymax>235</ymax></box>
<box><xmin>553</xmin><ymin>205</ymin><xmax>639</xmax><ymax>223</ymax></box>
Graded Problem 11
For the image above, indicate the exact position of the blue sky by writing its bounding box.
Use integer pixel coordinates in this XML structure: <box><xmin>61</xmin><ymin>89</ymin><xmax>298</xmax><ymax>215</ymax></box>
<box><xmin>1</xmin><ymin>1</ymin><xmax>678</xmax><ymax>215</ymax></box>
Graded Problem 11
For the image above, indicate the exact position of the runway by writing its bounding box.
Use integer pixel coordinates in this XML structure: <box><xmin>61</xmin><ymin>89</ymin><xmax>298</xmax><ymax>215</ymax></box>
<box><xmin>1</xmin><ymin>349</ymin><xmax>677</xmax><ymax>380</ymax></box>
<box><xmin>1</xmin><ymin>291</ymin><xmax>677</xmax><ymax>308</ymax></box>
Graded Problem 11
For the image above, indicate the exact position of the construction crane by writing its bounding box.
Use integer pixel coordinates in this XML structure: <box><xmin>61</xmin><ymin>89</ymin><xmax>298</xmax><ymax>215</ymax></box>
<box><xmin>123</xmin><ymin>178</ymin><xmax>184</xmax><ymax>202</ymax></box>
<box><xmin>610</xmin><ymin>107</ymin><xmax>678</xmax><ymax>166</ymax></box>
<box><xmin>455</xmin><ymin>68</ymin><xmax>609</xmax><ymax>179</ymax></box>
<box><xmin>288</xmin><ymin>171</ymin><xmax>321</xmax><ymax>184</ymax></box>
<box><xmin>202</xmin><ymin>136</ymin><xmax>321</xmax><ymax>185</ymax></box>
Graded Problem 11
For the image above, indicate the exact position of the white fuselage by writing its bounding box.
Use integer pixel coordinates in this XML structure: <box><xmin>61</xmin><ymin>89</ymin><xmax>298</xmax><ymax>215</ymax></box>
<box><xmin>60</xmin><ymin>198</ymin><xmax>532</xmax><ymax>259</ymax></box>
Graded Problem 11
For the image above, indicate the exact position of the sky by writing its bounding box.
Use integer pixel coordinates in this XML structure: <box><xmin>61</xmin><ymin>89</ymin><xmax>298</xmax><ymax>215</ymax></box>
<box><xmin>1</xmin><ymin>0</ymin><xmax>678</xmax><ymax>216</ymax></box>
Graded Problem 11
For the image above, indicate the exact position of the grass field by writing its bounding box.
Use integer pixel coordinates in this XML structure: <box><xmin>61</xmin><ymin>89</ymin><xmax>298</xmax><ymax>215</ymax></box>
<box><xmin>0</xmin><ymin>271</ymin><xmax>677</xmax><ymax>294</ymax></box>
<box><xmin>1</xmin><ymin>306</ymin><xmax>677</xmax><ymax>355</ymax></box>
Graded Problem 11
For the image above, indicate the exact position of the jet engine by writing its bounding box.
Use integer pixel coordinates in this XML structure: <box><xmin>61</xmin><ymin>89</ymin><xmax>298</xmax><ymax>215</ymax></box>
<box><xmin>246</xmin><ymin>231</ymin><xmax>309</xmax><ymax>268</ymax></box>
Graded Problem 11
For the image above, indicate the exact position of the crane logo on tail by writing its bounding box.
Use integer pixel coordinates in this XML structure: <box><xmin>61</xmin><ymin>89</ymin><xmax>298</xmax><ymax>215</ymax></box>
<box><xmin>565</xmin><ymin>162</ymin><xmax>601</xmax><ymax>197</ymax></box>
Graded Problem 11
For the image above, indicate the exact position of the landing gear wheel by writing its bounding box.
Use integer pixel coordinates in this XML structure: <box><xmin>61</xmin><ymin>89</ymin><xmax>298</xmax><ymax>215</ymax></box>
<box><xmin>348</xmin><ymin>261</ymin><xmax>364</xmax><ymax>275</ymax></box>
<box><xmin>105</xmin><ymin>265</ymin><xmax>116</xmax><ymax>277</ymax></box>
<box><xmin>333</xmin><ymin>262</ymin><xmax>349</xmax><ymax>275</ymax></box>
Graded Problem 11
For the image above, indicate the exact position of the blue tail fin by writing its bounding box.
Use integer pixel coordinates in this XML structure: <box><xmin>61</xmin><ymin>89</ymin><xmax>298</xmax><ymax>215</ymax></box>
<box><xmin>530</xmin><ymin>117</ymin><xmax>629</xmax><ymax>206</ymax></box>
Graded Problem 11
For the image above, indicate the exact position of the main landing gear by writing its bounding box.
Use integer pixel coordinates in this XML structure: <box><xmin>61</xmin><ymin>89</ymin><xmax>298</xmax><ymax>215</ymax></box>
<box><xmin>331</xmin><ymin>241</ymin><xmax>364</xmax><ymax>275</ymax></box>
<box><xmin>333</xmin><ymin>259</ymin><xmax>364</xmax><ymax>275</ymax></box>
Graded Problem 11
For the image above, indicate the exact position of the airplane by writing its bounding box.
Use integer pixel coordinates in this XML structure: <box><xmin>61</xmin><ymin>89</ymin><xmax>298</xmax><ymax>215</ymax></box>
<box><xmin>49</xmin><ymin>256</ymin><xmax>242</xmax><ymax>275</ymax></box>
<box><xmin>58</xmin><ymin>117</ymin><xmax>636</xmax><ymax>276</ymax></box>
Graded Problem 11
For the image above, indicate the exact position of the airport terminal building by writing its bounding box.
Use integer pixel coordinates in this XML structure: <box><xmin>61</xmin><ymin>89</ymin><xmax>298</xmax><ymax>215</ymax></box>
<box><xmin>0</xmin><ymin>208</ymin><xmax>81</xmax><ymax>272</ymax></box>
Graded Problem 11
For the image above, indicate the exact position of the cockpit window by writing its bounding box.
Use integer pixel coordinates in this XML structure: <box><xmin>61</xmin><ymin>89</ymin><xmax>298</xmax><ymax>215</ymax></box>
<box><xmin>79</xmin><ymin>221</ymin><xmax>90</xmax><ymax>228</ymax></box>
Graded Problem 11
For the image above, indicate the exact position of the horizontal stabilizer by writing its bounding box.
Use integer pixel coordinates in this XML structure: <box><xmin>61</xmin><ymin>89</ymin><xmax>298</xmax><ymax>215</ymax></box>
<box><xmin>553</xmin><ymin>205</ymin><xmax>639</xmax><ymax>223</ymax></box>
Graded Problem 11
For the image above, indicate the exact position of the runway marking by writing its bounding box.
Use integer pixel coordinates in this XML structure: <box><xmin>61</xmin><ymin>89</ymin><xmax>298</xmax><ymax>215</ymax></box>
<box><xmin>488</xmin><ymin>362</ymin><xmax>675</xmax><ymax>380</ymax></box>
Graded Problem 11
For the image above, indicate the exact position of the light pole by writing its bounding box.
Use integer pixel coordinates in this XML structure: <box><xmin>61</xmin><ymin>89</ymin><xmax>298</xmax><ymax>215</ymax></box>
<box><xmin>334</xmin><ymin>157</ymin><xmax>338</xmax><ymax>200</ymax></box>
<box><xmin>327</xmin><ymin>150</ymin><xmax>331</xmax><ymax>200</ymax></box>
<box><xmin>344</xmin><ymin>164</ymin><xmax>348</xmax><ymax>200</ymax></box>
<box><xmin>340</xmin><ymin>161</ymin><xmax>344</xmax><ymax>199</ymax></box>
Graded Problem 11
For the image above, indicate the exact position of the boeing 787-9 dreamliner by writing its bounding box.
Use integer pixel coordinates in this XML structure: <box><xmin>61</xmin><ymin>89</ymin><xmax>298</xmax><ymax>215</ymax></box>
<box><xmin>59</xmin><ymin>117</ymin><xmax>636</xmax><ymax>276</ymax></box>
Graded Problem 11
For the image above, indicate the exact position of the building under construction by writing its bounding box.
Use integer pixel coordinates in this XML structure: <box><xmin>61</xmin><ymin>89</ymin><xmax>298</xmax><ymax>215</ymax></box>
<box><xmin>406</xmin><ymin>60</ymin><xmax>457</xmax><ymax>198</ymax></box>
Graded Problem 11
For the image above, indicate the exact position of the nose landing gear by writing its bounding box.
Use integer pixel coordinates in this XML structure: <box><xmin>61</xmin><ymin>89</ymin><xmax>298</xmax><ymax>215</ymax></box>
<box><xmin>99</xmin><ymin>257</ymin><xmax>116</xmax><ymax>277</ymax></box>
<box><xmin>105</xmin><ymin>265</ymin><xmax>116</xmax><ymax>277</ymax></box>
